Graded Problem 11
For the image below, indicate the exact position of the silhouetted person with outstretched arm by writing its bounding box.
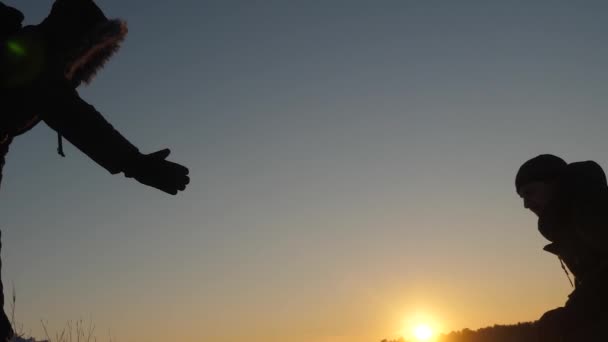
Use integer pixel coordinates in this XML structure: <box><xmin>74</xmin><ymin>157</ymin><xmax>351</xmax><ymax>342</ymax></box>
<box><xmin>516</xmin><ymin>155</ymin><xmax>608</xmax><ymax>341</ymax></box>
<box><xmin>1</xmin><ymin>1</ymin><xmax>189</xmax><ymax>340</ymax></box>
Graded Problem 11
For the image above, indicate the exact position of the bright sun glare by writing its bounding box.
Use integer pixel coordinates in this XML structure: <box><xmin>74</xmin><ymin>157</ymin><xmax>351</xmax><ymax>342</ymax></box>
<box><xmin>413</xmin><ymin>324</ymin><xmax>434</xmax><ymax>341</ymax></box>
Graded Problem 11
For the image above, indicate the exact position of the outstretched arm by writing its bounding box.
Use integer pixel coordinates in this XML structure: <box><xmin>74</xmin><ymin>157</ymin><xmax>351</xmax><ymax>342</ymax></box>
<box><xmin>41</xmin><ymin>86</ymin><xmax>189</xmax><ymax>194</ymax></box>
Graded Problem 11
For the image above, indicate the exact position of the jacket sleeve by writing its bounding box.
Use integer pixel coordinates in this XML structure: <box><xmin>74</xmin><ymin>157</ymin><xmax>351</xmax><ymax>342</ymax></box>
<box><xmin>41</xmin><ymin>86</ymin><xmax>142</xmax><ymax>175</ymax></box>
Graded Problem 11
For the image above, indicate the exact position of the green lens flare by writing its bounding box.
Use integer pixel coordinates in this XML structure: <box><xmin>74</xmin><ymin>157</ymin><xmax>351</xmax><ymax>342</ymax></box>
<box><xmin>7</xmin><ymin>40</ymin><xmax>27</xmax><ymax>57</ymax></box>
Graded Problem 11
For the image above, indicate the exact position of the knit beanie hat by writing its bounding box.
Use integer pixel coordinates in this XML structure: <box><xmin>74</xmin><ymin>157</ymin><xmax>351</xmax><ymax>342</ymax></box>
<box><xmin>515</xmin><ymin>154</ymin><xmax>567</xmax><ymax>193</ymax></box>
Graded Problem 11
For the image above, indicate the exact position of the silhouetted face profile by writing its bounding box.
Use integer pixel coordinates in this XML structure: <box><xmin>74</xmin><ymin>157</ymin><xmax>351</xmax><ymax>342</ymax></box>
<box><xmin>515</xmin><ymin>154</ymin><xmax>566</xmax><ymax>217</ymax></box>
<box><xmin>517</xmin><ymin>181</ymin><xmax>556</xmax><ymax>217</ymax></box>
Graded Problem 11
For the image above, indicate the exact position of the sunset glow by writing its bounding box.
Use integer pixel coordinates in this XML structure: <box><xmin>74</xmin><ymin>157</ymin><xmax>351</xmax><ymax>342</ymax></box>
<box><xmin>3</xmin><ymin>1</ymin><xmax>604</xmax><ymax>342</ymax></box>
<box><xmin>413</xmin><ymin>324</ymin><xmax>434</xmax><ymax>341</ymax></box>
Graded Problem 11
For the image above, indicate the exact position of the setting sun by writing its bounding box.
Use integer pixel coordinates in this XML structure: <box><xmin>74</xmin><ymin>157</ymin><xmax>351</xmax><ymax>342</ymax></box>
<box><xmin>413</xmin><ymin>324</ymin><xmax>434</xmax><ymax>341</ymax></box>
<box><xmin>401</xmin><ymin>311</ymin><xmax>442</xmax><ymax>342</ymax></box>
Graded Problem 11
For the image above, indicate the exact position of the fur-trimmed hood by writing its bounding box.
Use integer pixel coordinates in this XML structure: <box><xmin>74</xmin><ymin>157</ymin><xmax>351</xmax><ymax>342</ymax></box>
<box><xmin>38</xmin><ymin>0</ymin><xmax>128</xmax><ymax>86</ymax></box>
<box><xmin>0</xmin><ymin>2</ymin><xmax>24</xmax><ymax>37</ymax></box>
<box><xmin>64</xmin><ymin>19</ymin><xmax>128</xmax><ymax>86</ymax></box>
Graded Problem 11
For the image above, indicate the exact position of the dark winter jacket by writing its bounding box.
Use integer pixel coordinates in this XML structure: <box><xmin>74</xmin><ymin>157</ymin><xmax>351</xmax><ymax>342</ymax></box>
<box><xmin>539</xmin><ymin>161</ymin><xmax>608</xmax><ymax>285</ymax></box>
<box><xmin>0</xmin><ymin>0</ymin><xmax>134</xmax><ymax>189</ymax></box>
<box><xmin>537</xmin><ymin>161</ymin><xmax>608</xmax><ymax>339</ymax></box>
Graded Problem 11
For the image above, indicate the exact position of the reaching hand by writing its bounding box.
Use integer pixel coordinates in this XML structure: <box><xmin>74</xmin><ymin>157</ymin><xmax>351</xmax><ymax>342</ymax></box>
<box><xmin>126</xmin><ymin>148</ymin><xmax>190</xmax><ymax>195</ymax></box>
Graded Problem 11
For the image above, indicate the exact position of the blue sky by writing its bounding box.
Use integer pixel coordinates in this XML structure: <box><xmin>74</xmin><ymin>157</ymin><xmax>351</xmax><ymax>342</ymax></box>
<box><xmin>1</xmin><ymin>1</ymin><xmax>608</xmax><ymax>341</ymax></box>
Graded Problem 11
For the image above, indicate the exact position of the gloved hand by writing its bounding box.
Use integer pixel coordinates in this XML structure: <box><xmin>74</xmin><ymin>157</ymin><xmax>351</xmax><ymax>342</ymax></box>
<box><xmin>125</xmin><ymin>148</ymin><xmax>189</xmax><ymax>195</ymax></box>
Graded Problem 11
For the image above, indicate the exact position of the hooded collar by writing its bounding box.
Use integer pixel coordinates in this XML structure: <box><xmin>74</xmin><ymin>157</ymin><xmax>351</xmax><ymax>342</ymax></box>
<box><xmin>0</xmin><ymin>3</ymin><xmax>24</xmax><ymax>38</ymax></box>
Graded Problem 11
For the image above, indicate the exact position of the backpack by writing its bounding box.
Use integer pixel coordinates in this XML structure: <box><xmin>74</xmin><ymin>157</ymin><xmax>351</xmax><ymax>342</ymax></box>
<box><xmin>541</xmin><ymin>161</ymin><xmax>608</xmax><ymax>286</ymax></box>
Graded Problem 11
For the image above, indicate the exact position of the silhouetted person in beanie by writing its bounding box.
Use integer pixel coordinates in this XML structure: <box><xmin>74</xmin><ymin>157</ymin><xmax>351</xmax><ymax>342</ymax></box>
<box><xmin>516</xmin><ymin>154</ymin><xmax>608</xmax><ymax>341</ymax></box>
<box><xmin>1</xmin><ymin>1</ymin><xmax>190</xmax><ymax>340</ymax></box>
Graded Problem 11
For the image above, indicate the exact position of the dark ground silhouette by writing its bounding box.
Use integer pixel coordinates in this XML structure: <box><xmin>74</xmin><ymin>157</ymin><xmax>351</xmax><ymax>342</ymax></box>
<box><xmin>381</xmin><ymin>322</ymin><xmax>538</xmax><ymax>342</ymax></box>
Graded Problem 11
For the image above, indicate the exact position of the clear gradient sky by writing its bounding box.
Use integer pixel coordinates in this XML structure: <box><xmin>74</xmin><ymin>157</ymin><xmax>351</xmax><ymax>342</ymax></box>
<box><xmin>1</xmin><ymin>1</ymin><xmax>608</xmax><ymax>341</ymax></box>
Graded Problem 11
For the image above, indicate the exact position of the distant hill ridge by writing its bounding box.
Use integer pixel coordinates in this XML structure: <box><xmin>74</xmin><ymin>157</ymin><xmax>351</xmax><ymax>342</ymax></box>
<box><xmin>381</xmin><ymin>322</ymin><xmax>537</xmax><ymax>342</ymax></box>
